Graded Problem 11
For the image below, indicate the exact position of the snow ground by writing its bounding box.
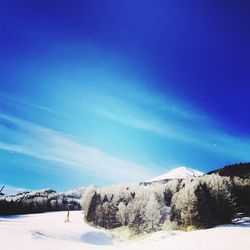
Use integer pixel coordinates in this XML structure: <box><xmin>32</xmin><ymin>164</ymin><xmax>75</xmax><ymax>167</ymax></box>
<box><xmin>0</xmin><ymin>211</ymin><xmax>249</xmax><ymax>250</ymax></box>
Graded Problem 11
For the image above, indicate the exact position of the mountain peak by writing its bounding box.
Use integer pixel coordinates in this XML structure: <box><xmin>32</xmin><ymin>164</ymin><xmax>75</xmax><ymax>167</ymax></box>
<box><xmin>148</xmin><ymin>166</ymin><xmax>203</xmax><ymax>182</ymax></box>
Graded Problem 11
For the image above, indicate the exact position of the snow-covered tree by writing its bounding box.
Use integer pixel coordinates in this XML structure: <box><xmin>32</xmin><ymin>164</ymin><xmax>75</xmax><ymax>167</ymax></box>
<box><xmin>81</xmin><ymin>186</ymin><xmax>99</xmax><ymax>217</ymax></box>
<box><xmin>144</xmin><ymin>194</ymin><xmax>161</xmax><ymax>231</ymax></box>
<box><xmin>171</xmin><ymin>175</ymin><xmax>236</xmax><ymax>227</ymax></box>
<box><xmin>116</xmin><ymin>202</ymin><xmax>128</xmax><ymax>225</ymax></box>
<box><xmin>171</xmin><ymin>180</ymin><xmax>199</xmax><ymax>226</ymax></box>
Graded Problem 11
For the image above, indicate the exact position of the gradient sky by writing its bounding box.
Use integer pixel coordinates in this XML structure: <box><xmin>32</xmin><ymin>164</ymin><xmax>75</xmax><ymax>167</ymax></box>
<box><xmin>0</xmin><ymin>0</ymin><xmax>250</xmax><ymax>192</ymax></box>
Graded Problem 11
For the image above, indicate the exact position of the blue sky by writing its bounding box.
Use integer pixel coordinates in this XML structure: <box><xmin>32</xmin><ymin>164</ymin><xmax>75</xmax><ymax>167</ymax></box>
<box><xmin>0</xmin><ymin>1</ymin><xmax>250</xmax><ymax>192</ymax></box>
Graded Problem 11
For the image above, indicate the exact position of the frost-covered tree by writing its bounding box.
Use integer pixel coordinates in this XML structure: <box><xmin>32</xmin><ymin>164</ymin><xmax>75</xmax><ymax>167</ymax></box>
<box><xmin>116</xmin><ymin>202</ymin><xmax>128</xmax><ymax>225</ymax></box>
<box><xmin>126</xmin><ymin>189</ymin><xmax>148</xmax><ymax>233</ymax></box>
<box><xmin>171</xmin><ymin>175</ymin><xmax>236</xmax><ymax>227</ymax></box>
<box><xmin>144</xmin><ymin>194</ymin><xmax>161</xmax><ymax>231</ymax></box>
<box><xmin>232</xmin><ymin>176</ymin><xmax>250</xmax><ymax>207</ymax></box>
<box><xmin>201</xmin><ymin>174</ymin><xmax>236</xmax><ymax>225</ymax></box>
<box><xmin>171</xmin><ymin>181</ymin><xmax>199</xmax><ymax>226</ymax></box>
<box><xmin>81</xmin><ymin>186</ymin><xmax>99</xmax><ymax>217</ymax></box>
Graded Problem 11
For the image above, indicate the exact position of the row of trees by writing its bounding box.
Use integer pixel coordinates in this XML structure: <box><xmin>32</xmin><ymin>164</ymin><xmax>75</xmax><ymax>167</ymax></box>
<box><xmin>171</xmin><ymin>174</ymin><xmax>236</xmax><ymax>227</ymax></box>
<box><xmin>82</xmin><ymin>174</ymin><xmax>250</xmax><ymax>234</ymax></box>
<box><xmin>82</xmin><ymin>184</ymin><xmax>168</xmax><ymax>233</ymax></box>
<box><xmin>0</xmin><ymin>189</ymin><xmax>81</xmax><ymax>215</ymax></box>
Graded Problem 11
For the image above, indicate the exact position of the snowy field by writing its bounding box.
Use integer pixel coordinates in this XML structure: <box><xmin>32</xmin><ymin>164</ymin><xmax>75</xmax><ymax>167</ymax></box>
<box><xmin>0</xmin><ymin>211</ymin><xmax>250</xmax><ymax>250</ymax></box>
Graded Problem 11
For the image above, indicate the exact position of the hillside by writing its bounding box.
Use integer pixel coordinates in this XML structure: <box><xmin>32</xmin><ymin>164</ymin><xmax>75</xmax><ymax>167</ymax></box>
<box><xmin>0</xmin><ymin>188</ymin><xmax>86</xmax><ymax>215</ymax></box>
<box><xmin>207</xmin><ymin>163</ymin><xmax>250</xmax><ymax>179</ymax></box>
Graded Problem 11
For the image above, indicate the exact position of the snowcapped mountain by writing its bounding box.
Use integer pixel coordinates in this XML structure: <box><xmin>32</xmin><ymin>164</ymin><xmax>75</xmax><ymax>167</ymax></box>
<box><xmin>149</xmin><ymin>166</ymin><xmax>204</xmax><ymax>182</ymax></box>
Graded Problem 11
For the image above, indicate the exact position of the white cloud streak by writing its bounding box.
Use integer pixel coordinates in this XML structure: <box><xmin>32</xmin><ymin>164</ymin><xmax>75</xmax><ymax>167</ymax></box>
<box><xmin>0</xmin><ymin>114</ymin><xmax>155</xmax><ymax>183</ymax></box>
<box><xmin>0</xmin><ymin>93</ymin><xmax>67</xmax><ymax>118</ymax></box>
<box><xmin>1</xmin><ymin>88</ymin><xmax>250</xmax><ymax>180</ymax></box>
<box><xmin>75</xmin><ymin>91</ymin><xmax>250</xmax><ymax>162</ymax></box>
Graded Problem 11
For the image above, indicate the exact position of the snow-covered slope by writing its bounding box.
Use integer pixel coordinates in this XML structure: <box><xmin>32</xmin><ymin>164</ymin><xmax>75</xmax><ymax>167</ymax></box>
<box><xmin>0</xmin><ymin>211</ymin><xmax>249</xmax><ymax>250</ymax></box>
<box><xmin>149</xmin><ymin>166</ymin><xmax>204</xmax><ymax>182</ymax></box>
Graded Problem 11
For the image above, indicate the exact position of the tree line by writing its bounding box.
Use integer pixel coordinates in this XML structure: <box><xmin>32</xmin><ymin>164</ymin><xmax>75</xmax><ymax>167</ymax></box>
<box><xmin>82</xmin><ymin>174</ymin><xmax>250</xmax><ymax>234</ymax></box>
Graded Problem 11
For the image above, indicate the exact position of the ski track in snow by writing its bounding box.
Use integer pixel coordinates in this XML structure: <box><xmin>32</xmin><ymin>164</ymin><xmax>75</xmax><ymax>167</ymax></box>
<box><xmin>0</xmin><ymin>211</ymin><xmax>250</xmax><ymax>250</ymax></box>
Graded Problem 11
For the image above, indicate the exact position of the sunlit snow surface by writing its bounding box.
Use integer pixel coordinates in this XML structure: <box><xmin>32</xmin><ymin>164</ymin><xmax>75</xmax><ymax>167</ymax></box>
<box><xmin>0</xmin><ymin>211</ymin><xmax>250</xmax><ymax>250</ymax></box>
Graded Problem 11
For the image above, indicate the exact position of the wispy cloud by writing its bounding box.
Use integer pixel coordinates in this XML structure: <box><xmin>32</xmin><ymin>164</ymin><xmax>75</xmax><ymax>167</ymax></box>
<box><xmin>73</xmin><ymin>90</ymin><xmax>250</xmax><ymax>162</ymax></box>
<box><xmin>1</xmin><ymin>88</ymin><xmax>250</xmax><ymax>178</ymax></box>
<box><xmin>0</xmin><ymin>114</ymin><xmax>155</xmax><ymax>182</ymax></box>
<box><xmin>73</xmin><ymin>92</ymin><xmax>201</xmax><ymax>141</ymax></box>
<box><xmin>0</xmin><ymin>93</ymin><xmax>67</xmax><ymax>118</ymax></box>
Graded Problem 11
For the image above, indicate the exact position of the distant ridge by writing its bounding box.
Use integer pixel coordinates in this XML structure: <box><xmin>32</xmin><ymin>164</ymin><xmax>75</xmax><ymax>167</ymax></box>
<box><xmin>0</xmin><ymin>187</ymin><xmax>86</xmax><ymax>215</ymax></box>
<box><xmin>148</xmin><ymin>166</ymin><xmax>204</xmax><ymax>182</ymax></box>
<box><xmin>207</xmin><ymin>162</ymin><xmax>250</xmax><ymax>179</ymax></box>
